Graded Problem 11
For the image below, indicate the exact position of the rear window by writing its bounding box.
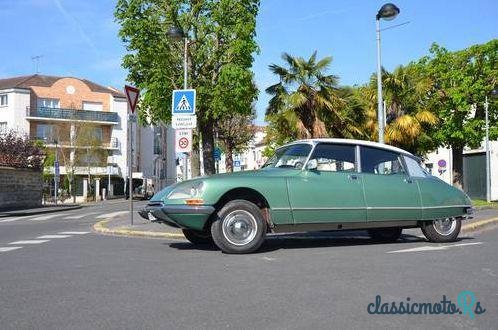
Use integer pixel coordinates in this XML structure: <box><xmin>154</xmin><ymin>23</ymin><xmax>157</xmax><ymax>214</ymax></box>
<box><xmin>360</xmin><ymin>146</ymin><xmax>405</xmax><ymax>175</ymax></box>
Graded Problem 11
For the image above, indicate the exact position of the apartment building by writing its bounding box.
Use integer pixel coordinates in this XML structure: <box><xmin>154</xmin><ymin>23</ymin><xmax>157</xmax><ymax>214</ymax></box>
<box><xmin>0</xmin><ymin>74</ymin><xmax>175</xmax><ymax>201</ymax></box>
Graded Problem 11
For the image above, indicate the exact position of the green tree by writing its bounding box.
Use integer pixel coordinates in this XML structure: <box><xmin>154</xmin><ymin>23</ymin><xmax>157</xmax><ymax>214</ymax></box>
<box><xmin>266</xmin><ymin>51</ymin><xmax>346</xmax><ymax>139</ymax></box>
<box><xmin>216</xmin><ymin>113</ymin><xmax>255</xmax><ymax>172</ymax></box>
<box><xmin>421</xmin><ymin>40</ymin><xmax>498</xmax><ymax>187</ymax></box>
<box><xmin>115</xmin><ymin>0</ymin><xmax>260</xmax><ymax>176</ymax></box>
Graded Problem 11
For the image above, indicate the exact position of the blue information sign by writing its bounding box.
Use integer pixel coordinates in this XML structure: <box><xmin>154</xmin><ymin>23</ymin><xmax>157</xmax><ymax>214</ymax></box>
<box><xmin>234</xmin><ymin>160</ymin><xmax>241</xmax><ymax>168</ymax></box>
<box><xmin>54</xmin><ymin>161</ymin><xmax>60</xmax><ymax>177</ymax></box>
<box><xmin>172</xmin><ymin>89</ymin><xmax>196</xmax><ymax>115</ymax></box>
<box><xmin>213</xmin><ymin>147</ymin><xmax>221</xmax><ymax>161</ymax></box>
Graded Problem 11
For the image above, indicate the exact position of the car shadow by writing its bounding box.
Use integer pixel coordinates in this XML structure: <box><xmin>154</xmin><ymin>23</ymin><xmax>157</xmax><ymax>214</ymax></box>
<box><xmin>167</xmin><ymin>230</ymin><xmax>475</xmax><ymax>253</ymax></box>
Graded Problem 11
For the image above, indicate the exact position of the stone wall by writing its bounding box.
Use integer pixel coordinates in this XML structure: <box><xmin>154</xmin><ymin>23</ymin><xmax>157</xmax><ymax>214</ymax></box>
<box><xmin>0</xmin><ymin>167</ymin><xmax>42</xmax><ymax>210</ymax></box>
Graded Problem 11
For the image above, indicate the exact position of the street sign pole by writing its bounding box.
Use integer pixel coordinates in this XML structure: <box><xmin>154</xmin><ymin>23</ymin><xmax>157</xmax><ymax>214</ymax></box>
<box><xmin>128</xmin><ymin>114</ymin><xmax>133</xmax><ymax>225</ymax></box>
<box><xmin>183</xmin><ymin>37</ymin><xmax>190</xmax><ymax>181</ymax></box>
<box><xmin>125</xmin><ymin>85</ymin><xmax>140</xmax><ymax>226</ymax></box>
<box><xmin>54</xmin><ymin>142</ymin><xmax>59</xmax><ymax>205</ymax></box>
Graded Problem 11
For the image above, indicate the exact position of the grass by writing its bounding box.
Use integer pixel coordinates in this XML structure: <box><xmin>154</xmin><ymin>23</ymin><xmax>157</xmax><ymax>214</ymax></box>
<box><xmin>472</xmin><ymin>199</ymin><xmax>498</xmax><ymax>208</ymax></box>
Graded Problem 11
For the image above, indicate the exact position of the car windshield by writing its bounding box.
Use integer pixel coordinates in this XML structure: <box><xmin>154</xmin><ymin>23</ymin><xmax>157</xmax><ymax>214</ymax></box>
<box><xmin>262</xmin><ymin>143</ymin><xmax>312</xmax><ymax>169</ymax></box>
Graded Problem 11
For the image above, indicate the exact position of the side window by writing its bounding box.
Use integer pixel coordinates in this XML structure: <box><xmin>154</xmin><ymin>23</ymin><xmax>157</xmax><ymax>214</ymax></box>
<box><xmin>310</xmin><ymin>144</ymin><xmax>356</xmax><ymax>172</ymax></box>
<box><xmin>404</xmin><ymin>156</ymin><xmax>427</xmax><ymax>177</ymax></box>
<box><xmin>360</xmin><ymin>147</ymin><xmax>405</xmax><ymax>175</ymax></box>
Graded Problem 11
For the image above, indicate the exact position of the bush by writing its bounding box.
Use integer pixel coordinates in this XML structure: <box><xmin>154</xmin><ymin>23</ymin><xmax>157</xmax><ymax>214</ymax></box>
<box><xmin>0</xmin><ymin>130</ymin><xmax>45</xmax><ymax>170</ymax></box>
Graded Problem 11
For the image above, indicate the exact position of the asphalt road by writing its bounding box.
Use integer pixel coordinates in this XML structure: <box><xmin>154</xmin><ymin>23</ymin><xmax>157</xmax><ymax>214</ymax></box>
<box><xmin>0</xmin><ymin>200</ymin><xmax>497</xmax><ymax>329</ymax></box>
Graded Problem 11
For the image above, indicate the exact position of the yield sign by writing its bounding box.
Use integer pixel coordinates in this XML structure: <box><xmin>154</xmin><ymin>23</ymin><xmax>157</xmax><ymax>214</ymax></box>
<box><xmin>125</xmin><ymin>85</ymin><xmax>140</xmax><ymax>113</ymax></box>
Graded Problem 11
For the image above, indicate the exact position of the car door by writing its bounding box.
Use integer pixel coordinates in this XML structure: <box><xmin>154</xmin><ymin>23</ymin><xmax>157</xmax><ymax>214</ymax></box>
<box><xmin>360</xmin><ymin>146</ymin><xmax>422</xmax><ymax>221</ymax></box>
<box><xmin>287</xmin><ymin>143</ymin><xmax>366</xmax><ymax>224</ymax></box>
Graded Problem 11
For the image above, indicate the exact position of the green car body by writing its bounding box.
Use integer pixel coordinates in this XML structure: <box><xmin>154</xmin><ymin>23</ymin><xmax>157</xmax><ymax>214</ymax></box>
<box><xmin>140</xmin><ymin>139</ymin><xmax>472</xmax><ymax>253</ymax></box>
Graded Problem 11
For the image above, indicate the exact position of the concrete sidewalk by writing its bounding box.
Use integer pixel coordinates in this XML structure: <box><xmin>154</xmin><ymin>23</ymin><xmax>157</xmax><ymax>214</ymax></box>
<box><xmin>93</xmin><ymin>207</ymin><xmax>498</xmax><ymax>239</ymax></box>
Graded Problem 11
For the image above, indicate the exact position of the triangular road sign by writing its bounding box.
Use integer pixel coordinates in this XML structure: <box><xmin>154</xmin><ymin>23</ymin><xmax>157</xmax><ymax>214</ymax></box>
<box><xmin>125</xmin><ymin>85</ymin><xmax>140</xmax><ymax>113</ymax></box>
<box><xmin>176</xmin><ymin>95</ymin><xmax>191</xmax><ymax>111</ymax></box>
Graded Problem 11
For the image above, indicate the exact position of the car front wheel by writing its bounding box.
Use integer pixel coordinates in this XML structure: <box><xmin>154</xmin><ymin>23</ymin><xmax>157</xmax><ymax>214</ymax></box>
<box><xmin>421</xmin><ymin>218</ymin><xmax>461</xmax><ymax>243</ymax></box>
<box><xmin>211</xmin><ymin>200</ymin><xmax>266</xmax><ymax>254</ymax></box>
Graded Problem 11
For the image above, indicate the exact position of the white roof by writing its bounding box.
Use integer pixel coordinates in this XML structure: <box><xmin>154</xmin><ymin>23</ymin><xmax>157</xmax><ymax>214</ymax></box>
<box><xmin>285</xmin><ymin>138</ymin><xmax>414</xmax><ymax>156</ymax></box>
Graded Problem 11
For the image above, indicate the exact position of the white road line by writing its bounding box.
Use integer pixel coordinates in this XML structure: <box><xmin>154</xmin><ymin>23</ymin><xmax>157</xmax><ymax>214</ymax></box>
<box><xmin>0</xmin><ymin>247</ymin><xmax>23</xmax><ymax>252</ymax></box>
<box><xmin>96</xmin><ymin>211</ymin><xmax>128</xmax><ymax>219</ymax></box>
<box><xmin>58</xmin><ymin>231</ymin><xmax>90</xmax><ymax>235</ymax></box>
<box><xmin>387</xmin><ymin>242</ymin><xmax>483</xmax><ymax>253</ymax></box>
<box><xmin>37</xmin><ymin>235</ymin><xmax>72</xmax><ymax>239</ymax></box>
<box><xmin>30</xmin><ymin>214</ymin><xmax>62</xmax><ymax>221</ymax></box>
<box><xmin>8</xmin><ymin>240</ymin><xmax>50</xmax><ymax>245</ymax></box>
<box><xmin>0</xmin><ymin>215</ymin><xmax>40</xmax><ymax>223</ymax></box>
<box><xmin>63</xmin><ymin>212</ymin><xmax>98</xmax><ymax>219</ymax></box>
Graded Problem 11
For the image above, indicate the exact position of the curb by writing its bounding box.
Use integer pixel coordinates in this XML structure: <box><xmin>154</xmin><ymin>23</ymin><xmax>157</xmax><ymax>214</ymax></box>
<box><xmin>93</xmin><ymin>219</ymin><xmax>185</xmax><ymax>239</ymax></box>
<box><xmin>461</xmin><ymin>217</ymin><xmax>498</xmax><ymax>233</ymax></box>
<box><xmin>0</xmin><ymin>205</ymin><xmax>82</xmax><ymax>218</ymax></box>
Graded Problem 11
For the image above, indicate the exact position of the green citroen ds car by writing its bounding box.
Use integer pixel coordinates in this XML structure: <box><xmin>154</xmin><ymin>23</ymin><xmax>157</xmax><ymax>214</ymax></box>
<box><xmin>139</xmin><ymin>139</ymin><xmax>473</xmax><ymax>254</ymax></box>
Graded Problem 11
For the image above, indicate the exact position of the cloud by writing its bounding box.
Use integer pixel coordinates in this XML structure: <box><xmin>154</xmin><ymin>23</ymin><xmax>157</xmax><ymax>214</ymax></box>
<box><xmin>52</xmin><ymin>0</ymin><xmax>100</xmax><ymax>57</ymax></box>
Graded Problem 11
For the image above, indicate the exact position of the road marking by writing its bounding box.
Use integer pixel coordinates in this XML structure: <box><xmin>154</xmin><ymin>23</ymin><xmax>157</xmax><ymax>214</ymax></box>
<box><xmin>0</xmin><ymin>247</ymin><xmax>23</xmax><ymax>252</ymax></box>
<box><xmin>63</xmin><ymin>212</ymin><xmax>98</xmax><ymax>219</ymax></box>
<box><xmin>387</xmin><ymin>242</ymin><xmax>483</xmax><ymax>253</ymax></box>
<box><xmin>58</xmin><ymin>231</ymin><xmax>90</xmax><ymax>235</ymax></box>
<box><xmin>0</xmin><ymin>215</ymin><xmax>40</xmax><ymax>223</ymax></box>
<box><xmin>96</xmin><ymin>211</ymin><xmax>128</xmax><ymax>219</ymax></box>
<box><xmin>37</xmin><ymin>235</ymin><xmax>72</xmax><ymax>239</ymax></box>
<box><xmin>8</xmin><ymin>240</ymin><xmax>50</xmax><ymax>245</ymax></box>
<box><xmin>30</xmin><ymin>214</ymin><xmax>62</xmax><ymax>221</ymax></box>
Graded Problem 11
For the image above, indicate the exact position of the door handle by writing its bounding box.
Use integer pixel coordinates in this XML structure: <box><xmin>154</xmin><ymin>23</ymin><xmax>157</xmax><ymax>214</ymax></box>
<box><xmin>404</xmin><ymin>178</ymin><xmax>413</xmax><ymax>184</ymax></box>
<box><xmin>348</xmin><ymin>174</ymin><xmax>358</xmax><ymax>180</ymax></box>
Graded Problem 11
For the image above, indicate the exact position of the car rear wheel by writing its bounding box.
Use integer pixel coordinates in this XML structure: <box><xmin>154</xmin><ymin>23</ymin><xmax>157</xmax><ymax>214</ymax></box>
<box><xmin>368</xmin><ymin>227</ymin><xmax>402</xmax><ymax>242</ymax></box>
<box><xmin>421</xmin><ymin>218</ymin><xmax>461</xmax><ymax>243</ymax></box>
<box><xmin>211</xmin><ymin>200</ymin><xmax>266</xmax><ymax>254</ymax></box>
<box><xmin>182</xmin><ymin>229</ymin><xmax>213</xmax><ymax>245</ymax></box>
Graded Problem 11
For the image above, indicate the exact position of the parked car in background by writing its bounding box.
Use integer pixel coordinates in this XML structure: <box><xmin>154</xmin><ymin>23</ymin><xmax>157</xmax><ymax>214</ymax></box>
<box><xmin>140</xmin><ymin>139</ymin><xmax>473</xmax><ymax>254</ymax></box>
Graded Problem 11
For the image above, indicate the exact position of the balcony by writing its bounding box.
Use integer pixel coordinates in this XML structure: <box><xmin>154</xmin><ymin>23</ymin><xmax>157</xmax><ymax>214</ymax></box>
<box><xmin>26</xmin><ymin>107</ymin><xmax>119</xmax><ymax>124</ymax></box>
<box><xmin>31</xmin><ymin>136</ymin><xmax>120</xmax><ymax>150</ymax></box>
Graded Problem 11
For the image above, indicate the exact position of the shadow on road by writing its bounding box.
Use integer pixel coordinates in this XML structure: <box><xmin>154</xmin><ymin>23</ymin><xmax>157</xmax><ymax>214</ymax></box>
<box><xmin>167</xmin><ymin>230</ymin><xmax>475</xmax><ymax>253</ymax></box>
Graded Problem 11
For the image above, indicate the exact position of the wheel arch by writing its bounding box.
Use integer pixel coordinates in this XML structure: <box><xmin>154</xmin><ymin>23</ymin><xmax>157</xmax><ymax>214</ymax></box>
<box><xmin>205</xmin><ymin>187</ymin><xmax>273</xmax><ymax>231</ymax></box>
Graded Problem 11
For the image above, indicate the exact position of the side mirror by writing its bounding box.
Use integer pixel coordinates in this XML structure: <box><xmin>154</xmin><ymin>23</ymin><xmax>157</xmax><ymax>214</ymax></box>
<box><xmin>306</xmin><ymin>159</ymin><xmax>318</xmax><ymax>171</ymax></box>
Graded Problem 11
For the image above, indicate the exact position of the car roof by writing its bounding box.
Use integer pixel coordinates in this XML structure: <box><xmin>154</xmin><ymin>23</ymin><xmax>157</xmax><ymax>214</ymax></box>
<box><xmin>284</xmin><ymin>138</ymin><xmax>414</xmax><ymax>157</ymax></box>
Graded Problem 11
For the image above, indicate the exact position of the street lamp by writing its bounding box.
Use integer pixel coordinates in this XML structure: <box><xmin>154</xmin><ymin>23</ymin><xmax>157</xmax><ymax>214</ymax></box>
<box><xmin>167</xmin><ymin>26</ymin><xmax>189</xmax><ymax>181</ymax></box>
<box><xmin>485</xmin><ymin>88</ymin><xmax>498</xmax><ymax>202</ymax></box>
<box><xmin>376</xmin><ymin>3</ymin><xmax>400</xmax><ymax>144</ymax></box>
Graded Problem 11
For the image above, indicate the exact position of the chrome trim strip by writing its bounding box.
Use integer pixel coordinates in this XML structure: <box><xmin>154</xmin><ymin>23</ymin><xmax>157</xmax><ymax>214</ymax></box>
<box><xmin>272</xmin><ymin>205</ymin><xmax>471</xmax><ymax>211</ymax></box>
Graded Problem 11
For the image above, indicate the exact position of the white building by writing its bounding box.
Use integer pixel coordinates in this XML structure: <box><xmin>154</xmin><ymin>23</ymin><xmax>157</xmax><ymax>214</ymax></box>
<box><xmin>0</xmin><ymin>74</ymin><xmax>175</xmax><ymax>201</ymax></box>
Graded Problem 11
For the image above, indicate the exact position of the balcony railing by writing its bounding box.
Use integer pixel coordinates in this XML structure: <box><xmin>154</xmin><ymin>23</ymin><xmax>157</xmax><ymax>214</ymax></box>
<box><xmin>31</xmin><ymin>136</ymin><xmax>119</xmax><ymax>150</ymax></box>
<box><xmin>26</xmin><ymin>107</ymin><xmax>118</xmax><ymax>124</ymax></box>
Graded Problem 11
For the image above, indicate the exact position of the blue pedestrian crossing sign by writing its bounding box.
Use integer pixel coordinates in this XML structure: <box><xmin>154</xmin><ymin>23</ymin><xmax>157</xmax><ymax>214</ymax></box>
<box><xmin>172</xmin><ymin>89</ymin><xmax>196</xmax><ymax>115</ymax></box>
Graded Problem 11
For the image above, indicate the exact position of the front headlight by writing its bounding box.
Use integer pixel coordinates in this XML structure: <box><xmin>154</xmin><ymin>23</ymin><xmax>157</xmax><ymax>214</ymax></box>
<box><xmin>167</xmin><ymin>181</ymin><xmax>205</xmax><ymax>200</ymax></box>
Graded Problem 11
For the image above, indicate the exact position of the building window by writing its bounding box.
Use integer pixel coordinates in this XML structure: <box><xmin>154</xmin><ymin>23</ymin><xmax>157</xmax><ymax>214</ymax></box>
<box><xmin>37</xmin><ymin>98</ymin><xmax>60</xmax><ymax>108</ymax></box>
<box><xmin>0</xmin><ymin>122</ymin><xmax>7</xmax><ymax>132</ymax></box>
<box><xmin>0</xmin><ymin>94</ymin><xmax>7</xmax><ymax>106</ymax></box>
<box><xmin>36</xmin><ymin>124</ymin><xmax>55</xmax><ymax>141</ymax></box>
<box><xmin>91</xmin><ymin>127</ymin><xmax>103</xmax><ymax>141</ymax></box>
<box><xmin>82</xmin><ymin>101</ymin><xmax>103</xmax><ymax>111</ymax></box>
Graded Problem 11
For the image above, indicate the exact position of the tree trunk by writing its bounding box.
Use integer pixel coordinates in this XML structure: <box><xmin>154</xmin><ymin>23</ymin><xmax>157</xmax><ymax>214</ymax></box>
<box><xmin>451</xmin><ymin>145</ymin><xmax>464</xmax><ymax>189</ymax></box>
<box><xmin>191</xmin><ymin>139</ymin><xmax>201</xmax><ymax>178</ymax></box>
<box><xmin>200</xmin><ymin>118</ymin><xmax>215</xmax><ymax>175</ymax></box>
<box><xmin>225</xmin><ymin>145</ymin><xmax>234</xmax><ymax>173</ymax></box>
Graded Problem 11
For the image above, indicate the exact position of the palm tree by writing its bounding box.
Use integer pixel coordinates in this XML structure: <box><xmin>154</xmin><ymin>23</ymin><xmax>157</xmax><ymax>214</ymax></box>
<box><xmin>265</xmin><ymin>51</ymin><xmax>346</xmax><ymax>139</ymax></box>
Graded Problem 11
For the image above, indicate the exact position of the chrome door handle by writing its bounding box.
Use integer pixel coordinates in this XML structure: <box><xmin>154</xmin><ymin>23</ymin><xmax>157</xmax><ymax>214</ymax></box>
<box><xmin>404</xmin><ymin>178</ymin><xmax>413</xmax><ymax>183</ymax></box>
<box><xmin>348</xmin><ymin>174</ymin><xmax>358</xmax><ymax>180</ymax></box>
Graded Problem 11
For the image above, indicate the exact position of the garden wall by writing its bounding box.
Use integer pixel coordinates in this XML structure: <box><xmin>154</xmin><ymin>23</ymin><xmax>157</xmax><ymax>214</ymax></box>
<box><xmin>0</xmin><ymin>167</ymin><xmax>42</xmax><ymax>210</ymax></box>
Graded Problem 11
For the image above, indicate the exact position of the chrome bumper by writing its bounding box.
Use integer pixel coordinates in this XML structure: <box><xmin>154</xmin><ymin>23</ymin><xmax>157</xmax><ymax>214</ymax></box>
<box><xmin>138</xmin><ymin>202</ymin><xmax>215</xmax><ymax>226</ymax></box>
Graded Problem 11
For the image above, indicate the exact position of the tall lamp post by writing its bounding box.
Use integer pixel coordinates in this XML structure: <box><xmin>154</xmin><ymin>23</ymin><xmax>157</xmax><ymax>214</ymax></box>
<box><xmin>167</xmin><ymin>26</ymin><xmax>189</xmax><ymax>181</ymax></box>
<box><xmin>485</xmin><ymin>88</ymin><xmax>498</xmax><ymax>202</ymax></box>
<box><xmin>376</xmin><ymin>3</ymin><xmax>400</xmax><ymax>144</ymax></box>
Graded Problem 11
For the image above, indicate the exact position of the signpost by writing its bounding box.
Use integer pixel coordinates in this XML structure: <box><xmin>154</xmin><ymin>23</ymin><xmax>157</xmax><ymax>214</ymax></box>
<box><xmin>172</xmin><ymin>89</ymin><xmax>196</xmax><ymax>181</ymax></box>
<box><xmin>54</xmin><ymin>158</ymin><xmax>59</xmax><ymax>205</ymax></box>
<box><xmin>125</xmin><ymin>85</ymin><xmax>140</xmax><ymax>225</ymax></box>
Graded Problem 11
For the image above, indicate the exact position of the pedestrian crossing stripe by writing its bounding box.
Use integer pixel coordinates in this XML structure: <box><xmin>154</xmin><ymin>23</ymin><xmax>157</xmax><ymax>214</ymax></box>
<box><xmin>176</xmin><ymin>95</ymin><xmax>191</xmax><ymax>111</ymax></box>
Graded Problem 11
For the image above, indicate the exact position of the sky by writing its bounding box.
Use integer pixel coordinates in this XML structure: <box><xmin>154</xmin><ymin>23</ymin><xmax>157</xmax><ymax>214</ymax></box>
<box><xmin>0</xmin><ymin>0</ymin><xmax>497</xmax><ymax>125</ymax></box>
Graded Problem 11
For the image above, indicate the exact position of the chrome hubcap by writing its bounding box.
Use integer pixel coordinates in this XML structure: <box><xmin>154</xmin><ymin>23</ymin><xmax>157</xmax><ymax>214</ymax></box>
<box><xmin>433</xmin><ymin>218</ymin><xmax>457</xmax><ymax>236</ymax></box>
<box><xmin>222</xmin><ymin>210</ymin><xmax>257</xmax><ymax>246</ymax></box>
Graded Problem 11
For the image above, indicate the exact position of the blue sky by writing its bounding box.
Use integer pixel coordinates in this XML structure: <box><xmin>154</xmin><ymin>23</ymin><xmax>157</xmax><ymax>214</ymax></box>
<box><xmin>0</xmin><ymin>0</ymin><xmax>497</xmax><ymax>124</ymax></box>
